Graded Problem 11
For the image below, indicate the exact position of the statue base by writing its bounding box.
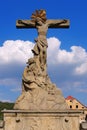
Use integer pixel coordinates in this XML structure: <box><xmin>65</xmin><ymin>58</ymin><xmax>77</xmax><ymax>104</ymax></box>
<box><xmin>14</xmin><ymin>86</ymin><xmax>68</xmax><ymax>110</ymax></box>
<box><xmin>2</xmin><ymin>109</ymin><xmax>83</xmax><ymax>130</ymax></box>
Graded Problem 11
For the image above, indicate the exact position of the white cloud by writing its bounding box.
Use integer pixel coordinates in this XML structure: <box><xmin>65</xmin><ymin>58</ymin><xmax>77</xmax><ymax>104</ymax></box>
<box><xmin>47</xmin><ymin>38</ymin><xmax>87</xmax><ymax>76</ymax></box>
<box><xmin>47</xmin><ymin>37</ymin><xmax>87</xmax><ymax>93</ymax></box>
<box><xmin>0</xmin><ymin>78</ymin><xmax>21</xmax><ymax>87</ymax></box>
<box><xmin>75</xmin><ymin>62</ymin><xmax>87</xmax><ymax>75</ymax></box>
<box><xmin>47</xmin><ymin>37</ymin><xmax>61</xmax><ymax>64</ymax></box>
<box><xmin>0</xmin><ymin>38</ymin><xmax>87</xmax><ymax>102</ymax></box>
<box><xmin>48</xmin><ymin>41</ymin><xmax>87</xmax><ymax>65</ymax></box>
<box><xmin>0</xmin><ymin>40</ymin><xmax>34</xmax><ymax>64</ymax></box>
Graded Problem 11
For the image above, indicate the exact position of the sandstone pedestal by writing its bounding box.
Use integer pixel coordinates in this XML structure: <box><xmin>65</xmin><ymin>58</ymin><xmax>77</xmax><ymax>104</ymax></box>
<box><xmin>2</xmin><ymin>109</ymin><xmax>83</xmax><ymax>130</ymax></box>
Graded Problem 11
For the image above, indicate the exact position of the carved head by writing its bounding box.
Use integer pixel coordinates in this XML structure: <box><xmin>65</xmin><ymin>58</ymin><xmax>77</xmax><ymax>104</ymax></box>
<box><xmin>31</xmin><ymin>9</ymin><xmax>47</xmax><ymax>23</ymax></box>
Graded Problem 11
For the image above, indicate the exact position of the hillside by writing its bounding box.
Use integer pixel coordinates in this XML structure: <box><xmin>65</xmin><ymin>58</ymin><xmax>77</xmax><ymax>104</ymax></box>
<box><xmin>0</xmin><ymin>101</ymin><xmax>14</xmax><ymax>120</ymax></box>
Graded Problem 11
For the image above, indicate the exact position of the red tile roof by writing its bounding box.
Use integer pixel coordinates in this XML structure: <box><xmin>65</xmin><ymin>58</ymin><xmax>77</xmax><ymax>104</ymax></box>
<box><xmin>65</xmin><ymin>95</ymin><xmax>75</xmax><ymax>100</ymax></box>
<box><xmin>65</xmin><ymin>95</ymin><xmax>87</xmax><ymax>108</ymax></box>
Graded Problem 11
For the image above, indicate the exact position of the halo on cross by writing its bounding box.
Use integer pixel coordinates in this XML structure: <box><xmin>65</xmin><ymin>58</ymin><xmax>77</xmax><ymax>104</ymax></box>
<box><xmin>31</xmin><ymin>9</ymin><xmax>47</xmax><ymax>23</ymax></box>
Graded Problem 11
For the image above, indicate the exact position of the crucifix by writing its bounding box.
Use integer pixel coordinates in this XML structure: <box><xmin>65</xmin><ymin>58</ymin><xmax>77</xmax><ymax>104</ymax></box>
<box><xmin>16</xmin><ymin>10</ymin><xmax>70</xmax><ymax>66</ymax></box>
<box><xmin>14</xmin><ymin>10</ymin><xmax>70</xmax><ymax>110</ymax></box>
<box><xmin>16</xmin><ymin>10</ymin><xmax>70</xmax><ymax>29</ymax></box>
<box><xmin>16</xmin><ymin>9</ymin><xmax>70</xmax><ymax>71</ymax></box>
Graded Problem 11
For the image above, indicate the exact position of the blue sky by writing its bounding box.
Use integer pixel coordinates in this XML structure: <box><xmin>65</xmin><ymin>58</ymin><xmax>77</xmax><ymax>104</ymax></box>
<box><xmin>0</xmin><ymin>0</ymin><xmax>87</xmax><ymax>106</ymax></box>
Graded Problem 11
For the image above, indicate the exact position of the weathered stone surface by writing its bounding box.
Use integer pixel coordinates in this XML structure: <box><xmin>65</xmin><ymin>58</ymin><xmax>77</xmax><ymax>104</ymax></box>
<box><xmin>14</xmin><ymin>86</ymin><xmax>67</xmax><ymax>110</ymax></box>
<box><xmin>2</xmin><ymin>110</ymin><xmax>82</xmax><ymax>130</ymax></box>
<box><xmin>14</xmin><ymin>10</ymin><xmax>69</xmax><ymax>110</ymax></box>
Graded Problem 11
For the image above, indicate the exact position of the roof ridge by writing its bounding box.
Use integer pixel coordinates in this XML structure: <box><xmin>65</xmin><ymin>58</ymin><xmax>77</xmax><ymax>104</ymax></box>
<box><xmin>65</xmin><ymin>95</ymin><xmax>75</xmax><ymax>100</ymax></box>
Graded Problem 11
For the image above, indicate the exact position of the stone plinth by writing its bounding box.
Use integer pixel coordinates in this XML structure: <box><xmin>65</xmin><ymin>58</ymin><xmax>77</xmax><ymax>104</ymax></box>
<box><xmin>2</xmin><ymin>109</ymin><xmax>83</xmax><ymax>130</ymax></box>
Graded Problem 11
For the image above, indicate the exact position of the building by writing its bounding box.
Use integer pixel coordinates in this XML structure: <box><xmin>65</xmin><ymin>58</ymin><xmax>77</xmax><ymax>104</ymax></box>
<box><xmin>65</xmin><ymin>96</ymin><xmax>87</xmax><ymax>109</ymax></box>
<box><xmin>65</xmin><ymin>96</ymin><xmax>87</xmax><ymax>122</ymax></box>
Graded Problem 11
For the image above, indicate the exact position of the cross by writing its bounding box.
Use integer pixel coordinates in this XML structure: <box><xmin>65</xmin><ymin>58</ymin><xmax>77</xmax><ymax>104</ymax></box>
<box><xmin>16</xmin><ymin>10</ymin><xmax>70</xmax><ymax>67</ymax></box>
<box><xmin>14</xmin><ymin>10</ymin><xmax>70</xmax><ymax>110</ymax></box>
<box><xmin>16</xmin><ymin>18</ymin><xmax>70</xmax><ymax>29</ymax></box>
<box><xmin>16</xmin><ymin>9</ymin><xmax>70</xmax><ymax>29</ymax></box>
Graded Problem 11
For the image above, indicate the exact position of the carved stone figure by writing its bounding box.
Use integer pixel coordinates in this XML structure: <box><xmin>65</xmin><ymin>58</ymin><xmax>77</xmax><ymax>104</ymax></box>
<box><xmin>14</xmin><ymin>10</ymin><xmax>70</xmax><ymax>110</ymax></box>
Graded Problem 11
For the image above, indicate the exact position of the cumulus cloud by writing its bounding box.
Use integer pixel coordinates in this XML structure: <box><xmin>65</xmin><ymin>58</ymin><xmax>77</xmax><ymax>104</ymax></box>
<box><xmin>0</xmin><ymin>37</ymin><xmax>87</xmax><ymax>102</ymax></box>
<box><xmin>0</xmin><ymin>40</ymin><xmax>34</xmax><ymax>79</ymax></box>
<box><xmin>0</xmin><ymin>40</ymin><xmax>34</xmax><ymax>64</ymax></box>
<box><xmin>75</xmin><ymin>62</ymin><xmax>87</xmax><ymax>75</ymax></box>
<box><xmin>47</xmin><ymin>37</ymin><xmax>87</xmax><ymax>92</ymax></box>
<box><xmin>47</xmin><ymin>37</ymin><xmax>61</xmax><ymax>64</ymax></box>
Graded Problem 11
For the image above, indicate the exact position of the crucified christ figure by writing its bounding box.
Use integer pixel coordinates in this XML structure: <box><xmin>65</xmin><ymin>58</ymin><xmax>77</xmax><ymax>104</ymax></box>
<box><xmin>17</xmin><ymin>10</ymin><xmax>69</xmax><ymax>68</ymax></box>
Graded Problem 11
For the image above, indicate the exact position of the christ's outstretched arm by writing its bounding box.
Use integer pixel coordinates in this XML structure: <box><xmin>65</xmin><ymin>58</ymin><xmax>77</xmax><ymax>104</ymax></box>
<box><xmin>16</xmin><ymin>20</ymin><xmax>35</xmax><ymax>28</ymax></box>
<box><xmin>46</xmin><ymin>19</ymin><xmax>70</xmax><ymax>28</ymax></box>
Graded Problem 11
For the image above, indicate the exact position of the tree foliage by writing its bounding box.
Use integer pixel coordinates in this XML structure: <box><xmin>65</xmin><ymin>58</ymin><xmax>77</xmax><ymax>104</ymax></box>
<box><xmin>0</xmin><ymin>101</ymin><xmax>14</xmax><ymax>120</ymax></box>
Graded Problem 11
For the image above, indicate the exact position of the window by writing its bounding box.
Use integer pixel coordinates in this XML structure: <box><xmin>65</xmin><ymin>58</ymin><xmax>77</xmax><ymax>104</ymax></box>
<box><xmin>70</xmin><ymin>105</ymin><xmax>72</xmax><ymax>109</ymax></box>
<box><xmin>76</xmin><ymin>105</ymin><xmax>78</xmax><ymax>108</ymax></box>
<box><xmin>70</xmin><ymin>100</ymin><xmax>72</xmax><ymax>102</ymax></box>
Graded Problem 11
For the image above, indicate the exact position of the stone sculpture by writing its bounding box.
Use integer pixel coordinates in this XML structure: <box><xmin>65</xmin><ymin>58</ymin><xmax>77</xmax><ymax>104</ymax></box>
<box><xmin>14</xmin><ymin>10</ymin><xmax>70</xmax><ymax>110</ymax></box>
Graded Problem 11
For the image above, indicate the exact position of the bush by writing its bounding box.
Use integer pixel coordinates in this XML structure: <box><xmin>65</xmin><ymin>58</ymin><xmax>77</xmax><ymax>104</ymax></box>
<box><xmin>0</xmin><ymin>102</ymin><xmax>14</xmax><ymax>120</ymax></box>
